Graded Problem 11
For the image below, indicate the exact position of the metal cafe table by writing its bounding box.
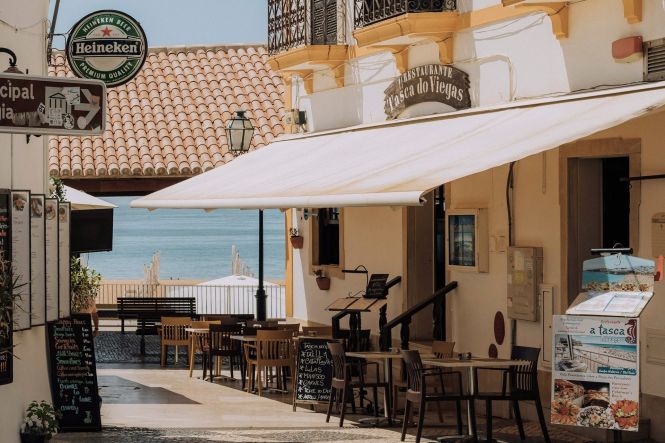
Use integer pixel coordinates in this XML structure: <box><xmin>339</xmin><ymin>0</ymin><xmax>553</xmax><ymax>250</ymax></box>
<box><xmin>421</xmin><ymin>357</ymin><xmax>526</xmax><ymax>442</ymax></box>
<box><xmin>345</xmin><ymin>350</ymin><xmax>406</xmax><ymax>426</ymax></box>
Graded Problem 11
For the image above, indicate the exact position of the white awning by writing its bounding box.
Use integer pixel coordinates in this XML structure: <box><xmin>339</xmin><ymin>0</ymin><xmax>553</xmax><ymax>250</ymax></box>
<box><xmin>65</xmin><ymin>185</ymin><xmax>117</xmax><ymax>210</ymax></box>
<box><xmin>132</xmin><ymin>82</ymin><xmax>665</xmax><ymax>210</ymax></box>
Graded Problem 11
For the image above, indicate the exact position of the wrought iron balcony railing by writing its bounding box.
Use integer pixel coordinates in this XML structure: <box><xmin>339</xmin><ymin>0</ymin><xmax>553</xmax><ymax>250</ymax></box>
<box><xmin>354</xmin><ymin>0</ymin><xmax>457</xmax><ymax>29</ymax></box>
<box><xmin>268</xmin><ymin>0</ymin><xmax>342</xmax><ymax>55</ymax></box>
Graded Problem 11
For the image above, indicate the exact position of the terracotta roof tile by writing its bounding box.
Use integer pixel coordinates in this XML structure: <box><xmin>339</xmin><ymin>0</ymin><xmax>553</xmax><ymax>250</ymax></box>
<box><xmin>48</xmin><ymin>45</ymin><xmax>286</xmax><ymax>179</ymax></box>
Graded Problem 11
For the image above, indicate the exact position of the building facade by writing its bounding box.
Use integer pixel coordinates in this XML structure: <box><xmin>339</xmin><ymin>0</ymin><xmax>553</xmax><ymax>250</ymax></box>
<box><xmin>0</xmin><ymin>1</ymin><xmax>53</xmax><ymax>441</ymax></box>
<box><xmin>268</xmin><ymin>0</ymin><xmax>665</xmax><ymax>439</ymax></box>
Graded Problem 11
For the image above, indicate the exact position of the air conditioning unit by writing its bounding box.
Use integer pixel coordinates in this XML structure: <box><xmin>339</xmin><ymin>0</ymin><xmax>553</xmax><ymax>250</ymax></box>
<box><xmin>644</xmin><ymin>38</ymin><xmax>665</xmax><ymax>81</ymax></box>
<box><xmin>283</xmin><ymin>109</ymin><xmax>307</xmax><ymax>126</ymax></box>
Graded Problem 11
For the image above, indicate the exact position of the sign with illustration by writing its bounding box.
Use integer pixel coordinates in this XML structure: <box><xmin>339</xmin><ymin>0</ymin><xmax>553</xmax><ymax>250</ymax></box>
<box><xmin>11</xmin><ymin>191</ymin><xmax>31</xmax><ymax>331</ymax></box>
<box><xmin>58</xmin><ymin>202</ymin><xmax>71</xmax><ymax>319</ymax></box>
<box><xmin>44</xmin><ymin>199</ymin><xmax>59</xmax><ymax>322</ymax></box>
<box><xmin>384</xmin><ymin>64</ymin><xmax>471</xmax><ymax>119</ymax></box>
<box><xmin>67</xmin><ymin>10</ymin><xmax>148</xmax><ymax>87</ymax></box>
<box><xmin>568</xmin><ymin>254</ymin><xmax>655</xmax><ymax>317</ymax></box>
<box><xmin>552</xmin><ymin>315</ymin><xmax>639</xmax><ymax>431</ymax></box>
<box><xmin>0</xmin><ymin>73</ymin><xmax>105</xmax><ymax>135</ymax></box>
<box><xmin>30</xmin><ymin>195</ymin><xmax>46</xmax><ymax>326</ymax></box>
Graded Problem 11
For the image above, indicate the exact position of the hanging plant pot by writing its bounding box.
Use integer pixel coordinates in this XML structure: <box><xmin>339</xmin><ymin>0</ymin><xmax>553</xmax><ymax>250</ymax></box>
<box><xmin>289</xmin><ymin>235</ymin><xmax>304</xmax><ymax>249</ymax></box>
<box><xmin>316</xmin><ymin>276</ymin><xmax>331</xmax><ymax>291</ymax></box>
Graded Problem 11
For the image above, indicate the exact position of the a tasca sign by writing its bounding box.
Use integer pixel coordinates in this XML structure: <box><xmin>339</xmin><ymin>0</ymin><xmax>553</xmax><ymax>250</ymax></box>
<box><xmin>384</xmin><ymin>64</ymin><xmax>471</xmax><ymax>119</ymax></box>
<box><xmin>0</xmin><ymin>73</ymin><xmax>105</xmax><ymax>136</ymax></box>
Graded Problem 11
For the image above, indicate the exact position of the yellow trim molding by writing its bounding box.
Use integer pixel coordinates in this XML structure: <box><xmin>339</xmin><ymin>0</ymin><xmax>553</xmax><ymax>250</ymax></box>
<box><xmin>623</xmin><ymin>0</ymin><xmax>642</xmax><ymax>24</ymax></box>
<box><xmin>459</xmin><ymin>3</ymin><xmax>569</xmax><ymax>39</ymax></box>
<box><xmin>268</xmin><ymin>45</ymin><xmax>348</xmax><ymax>71</ymax></box>
<box><xmin>353</xmin><ymin>12</ymin><xmax>457</xmax><ymax>48</ymax></box>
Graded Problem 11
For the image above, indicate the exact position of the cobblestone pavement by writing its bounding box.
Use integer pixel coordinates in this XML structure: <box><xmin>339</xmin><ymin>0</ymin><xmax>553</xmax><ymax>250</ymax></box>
<box><xmin>95</xmin><ymin>331</ymin><xmax>194</xmax><ymax>364</ymax></box>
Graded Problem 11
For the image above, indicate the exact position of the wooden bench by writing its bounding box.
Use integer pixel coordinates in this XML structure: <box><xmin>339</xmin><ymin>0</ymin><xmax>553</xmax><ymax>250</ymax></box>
<box><xmin>117</xmin><ymin>297</ymin><xmax>196</xmax><ymax>355</ymax></box>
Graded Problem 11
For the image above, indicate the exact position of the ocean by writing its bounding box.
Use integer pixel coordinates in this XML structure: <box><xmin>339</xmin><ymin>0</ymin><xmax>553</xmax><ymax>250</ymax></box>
<box><xmin>85</xmin><ymin>196</ymin><xmax>286</xmax><ymax>281</ymax></box>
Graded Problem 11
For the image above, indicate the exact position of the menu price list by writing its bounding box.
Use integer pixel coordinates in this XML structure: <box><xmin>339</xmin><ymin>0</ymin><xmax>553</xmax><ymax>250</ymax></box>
<box><xmin>47</xmin><ymin>315</ymin><xmax>101</xmax><ymax>432</ymax></box>
<box><xmin>294</xmin><ymin>339</ymin><xmax>334</xmax><ymax>404</ymax></box>
<box><xmin>0</xmin><ymin>191</ymin><xmax>12</xmax><ymax>385</ymax></box>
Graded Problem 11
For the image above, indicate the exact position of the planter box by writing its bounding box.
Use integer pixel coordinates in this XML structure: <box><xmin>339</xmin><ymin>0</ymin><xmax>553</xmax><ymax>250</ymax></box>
<box><xmin>316</xmin><ymin>276</ymin><xmax>331</xmax><ymax>290</ymax></box>
<box><xmin>290</xmin><ymin>235</ymin><xmax>304</xmax><ymax>249</ymax></box>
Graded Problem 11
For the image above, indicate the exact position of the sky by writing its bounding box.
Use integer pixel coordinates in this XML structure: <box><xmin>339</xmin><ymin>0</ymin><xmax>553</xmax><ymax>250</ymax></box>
<box><xmin>50</xmin><ymin>0</ymin><xmax>268</xmax><ymax>49</ymax></box>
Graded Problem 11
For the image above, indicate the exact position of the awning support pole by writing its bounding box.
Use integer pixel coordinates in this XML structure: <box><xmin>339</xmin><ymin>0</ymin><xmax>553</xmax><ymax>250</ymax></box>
<box><xmin>256</xmin><ymin>209</ymin><xmax>267</xmax><ymax>321</ymax></box>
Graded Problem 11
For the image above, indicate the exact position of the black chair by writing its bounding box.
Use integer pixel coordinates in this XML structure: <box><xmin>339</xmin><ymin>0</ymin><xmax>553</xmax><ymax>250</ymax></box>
<box><xmin>473</xmin><ymin>346</ymin><xmax>550</xmax><ymax>443</ymax></box>
<box><xmin>205</xmin><ymin>324</ymin><xmax>242</xmax><ymax>382</ymax></box>
<box><xmin>400</xmin><ymin>350</ymin><xmax>472</xmax><ymax>443</ymax></box>
<box><xmin>326</xmin><ymin>341</ymin><xmax>391</xmax><ymax>427</ymax></box>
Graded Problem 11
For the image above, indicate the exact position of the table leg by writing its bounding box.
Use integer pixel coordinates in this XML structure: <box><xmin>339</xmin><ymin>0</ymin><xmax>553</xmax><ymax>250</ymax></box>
<box><xmin>386</xmin><ymin>358</ymin><xmax>394</xmax><ymax>425</ymax></box>
<box><xmin>467</xmin><ymin>367</ymin><xmax>476</xmax><ymax>439</ymax></box>
<box><xmin>188</xmin><ymin>335</ymin><xmax>195</xmax><ymax>378</ymax></box>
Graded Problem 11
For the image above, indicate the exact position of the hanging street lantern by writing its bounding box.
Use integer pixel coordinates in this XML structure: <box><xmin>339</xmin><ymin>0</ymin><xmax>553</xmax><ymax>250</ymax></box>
<box><xmin>225</xmin><ymin>110</ymin><xmax>254</xmax><ymax>155</ymax></box>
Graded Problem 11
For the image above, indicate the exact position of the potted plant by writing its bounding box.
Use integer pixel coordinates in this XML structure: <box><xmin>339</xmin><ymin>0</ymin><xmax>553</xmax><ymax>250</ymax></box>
<box><xmin>0</xmin><ymin>259</ymin><xmax>23</xmax><ymax>359</ymax></box>
<box><xmin>70</xmin><ymin>257</ymin><xmax>101</xmax><ymax>314</ymax></box>
<box><xmin>315</xmin><ymin>269</ymin><xmax>331</xmax><ymax>290</ymax></box>
<box><xmin>289</xmin><ymin>227</ymin><xmax>304</xmax><ymax>249</ymax></box>
<box><xmin>20</xmin><ymin>400</ymin><xmax>61</xmax><ymax>443</ymax></box>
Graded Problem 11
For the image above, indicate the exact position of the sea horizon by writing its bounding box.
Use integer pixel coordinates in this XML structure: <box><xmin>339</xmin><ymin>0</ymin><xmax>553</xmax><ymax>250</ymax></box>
<box><xmin>85</xmin><ymin>196</ymin><xmax>286</xmax><ymax>282</ymax></box>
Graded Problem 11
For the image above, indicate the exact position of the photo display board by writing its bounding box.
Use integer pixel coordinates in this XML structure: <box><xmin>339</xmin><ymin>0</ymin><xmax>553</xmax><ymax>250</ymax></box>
<box><xmin>11</xmin><ymin>190</ymin><xmax>31</xmax><ymax>330</ymax></box>
<box><xmin>551</xmin><ymin>315</ymin><xmax>639</xmax><ymax>432</ymax></box>
<box><xmin>293</xmin><ymin>338</ymin><xmax>333</xmax><ymax>409</ymax></box>
<box><xmin>58</xmin><ymin>202</ymin><xmax>70</xmax><ymax>318</ymax></box>
<box><xmin>0</xmin><ymin>190</ymin><xmax>12</xmax><ymax>385</ymax></box>
<box><xmin>47</xmin><ymin>314</ymin><xmax>101</xmax><ymax>431</ymax></box>
<box><xmin>30</xmin><ymin>195</ymin><xmax>46</xmax><ymax>326</ymax></box>
<box><xmin>45</xmin><ymin>199</ymin><xmax>59</xmax><ymax>322</ymax></box>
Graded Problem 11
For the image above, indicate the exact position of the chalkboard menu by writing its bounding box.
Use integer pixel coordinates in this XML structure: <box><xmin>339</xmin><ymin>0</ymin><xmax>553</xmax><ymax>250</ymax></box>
<box><xmin>293</xmin><ymin>338</ymin><xmax>334</xmax><ymax>410</ymax></box>
<box><xmin>365</xmin><ymin>274</ymin><xmax>389</xmax><ymax>299</ymax></box>
<box><xmin>47</xmin><ymin>314</ymin><xmax>101</xmax><ymax>431</ymax></box>
<box><xmin>0</xmin><ymin>190</ymin><xmax>12</xmax><ymax>385</ymax></box>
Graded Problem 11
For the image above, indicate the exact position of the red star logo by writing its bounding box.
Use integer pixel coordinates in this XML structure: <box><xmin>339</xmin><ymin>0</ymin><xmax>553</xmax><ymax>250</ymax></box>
<box><xmin>101</xmin><ymin>26</ymin><xmax>112</xmax><ymax>37</ymax></box>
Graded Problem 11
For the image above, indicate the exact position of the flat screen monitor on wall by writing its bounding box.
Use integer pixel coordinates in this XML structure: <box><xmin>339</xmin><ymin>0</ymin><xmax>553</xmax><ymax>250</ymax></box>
<box><xmin>71</xmin><ymin>209</ymin><xmax>113</xmax><ymax>254</ymax></box>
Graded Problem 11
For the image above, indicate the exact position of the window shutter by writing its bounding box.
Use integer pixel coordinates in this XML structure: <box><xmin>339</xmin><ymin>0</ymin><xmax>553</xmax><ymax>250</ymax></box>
<box><xmin>325</xmin><ymin>0</ymin><xmax>337</xmax><ymax>44</ymax></box>
<box><xmin>311</xmin><ymin>0</ymin><xmax>337</xmax><ymax>45</ymax></box>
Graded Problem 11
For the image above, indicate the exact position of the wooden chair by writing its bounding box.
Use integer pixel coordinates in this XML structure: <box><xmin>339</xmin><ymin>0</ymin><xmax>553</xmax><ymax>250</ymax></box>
<box><xmin>326</xmin><ymin>341</ymin><xmax>390</xmax><ymax>427</ymax></box>
<box><xmin>473</xmin><ymin>346</ymin><xmax>550</xmax><ymax>443</ymax></box>
<box><xmin>188</xmin><ymin>320</ymin><xmax>221</xmax><ymax>377</ymax></box>
<box><xmin>205</xmin><ymin>323</ymin><xmax>243</xmax><ymax>382</ymax></box>
<box><xmin>302</xmin><ymin>326</ymin><xmax>333</xmax><ymax>337</ymax></box>
<box><xmin>400</xmin><ymin>350</ymin><xmax>472</xmax><ymax>443</ymax></box>
<box><xmin>244</xmin><ymin>329</ymin><xmax>295</xmax><ymax>396</ymax></box>
<box><xmin>392</xmin><ymin>341</ymin><xmax>456</xmax><ymax>420</ymax></box>
<box><xmin>160</xmin><ymin>316</ymin><xmax>192</xmax><ymax>366</ymax></box>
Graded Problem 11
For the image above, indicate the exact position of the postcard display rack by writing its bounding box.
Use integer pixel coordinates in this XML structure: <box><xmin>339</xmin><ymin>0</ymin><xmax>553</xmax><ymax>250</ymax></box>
<box><xmin>551</xmin><ymin>253</ymin><xmax>658</xmax><ymax>440</ymax></box>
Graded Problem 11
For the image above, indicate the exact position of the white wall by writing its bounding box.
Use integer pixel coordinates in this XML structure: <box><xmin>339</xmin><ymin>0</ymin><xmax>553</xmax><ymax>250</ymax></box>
<box><xmin>0</xmin><ymin>1</ymin><xmax>52</xmax><ymax>442</ymax></box>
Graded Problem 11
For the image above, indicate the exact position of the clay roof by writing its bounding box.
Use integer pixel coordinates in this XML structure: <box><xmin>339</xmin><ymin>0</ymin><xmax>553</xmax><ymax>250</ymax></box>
<box><xmin>48</xmin><ymin>45</ymin><xmax>286</xmax><ymax>178</ymax></box>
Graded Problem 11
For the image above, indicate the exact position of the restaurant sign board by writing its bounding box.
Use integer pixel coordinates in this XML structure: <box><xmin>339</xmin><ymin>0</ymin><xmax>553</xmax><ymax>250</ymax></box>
<box><xmin>552</xmin><ymin>315</ymin><xmax>639</xmax><ymax>432</ymax></box>
<box><xmin>384</xmin><ymin>64</ymin><xmax>471</xmax><ymax>119</ymax></box>
<box><xmin>0</xmin><ymin>73</ymin><xmax>105</xmax><ymax>136</ymax></box>
<box><xmin>66</xmin><ymin>10</ymin><xmax>148</xmax><ymax>87</ymax></box>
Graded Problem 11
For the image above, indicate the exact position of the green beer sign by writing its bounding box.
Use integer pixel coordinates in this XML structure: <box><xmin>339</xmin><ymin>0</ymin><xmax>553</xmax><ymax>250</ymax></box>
<box><xmin>66</xmin><ymin>10</ymin><xmax>147</xmax><ymax>87</ymax></box>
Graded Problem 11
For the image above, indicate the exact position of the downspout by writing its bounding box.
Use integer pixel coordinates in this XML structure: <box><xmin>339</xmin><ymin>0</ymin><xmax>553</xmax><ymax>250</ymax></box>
<box><xmin>506</xmin><ymin>161</ymin><xmax>517</xmax><ymax>346</ymax></box>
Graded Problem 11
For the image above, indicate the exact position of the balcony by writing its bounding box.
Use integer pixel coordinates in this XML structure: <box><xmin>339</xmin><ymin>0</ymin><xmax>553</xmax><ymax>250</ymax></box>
<box><xmin>354</xmin><ymin>0</ymin><xmax>457</xmax><ymax>29</ymax></box>
<box><xmin>268</xmin><ymin>0</ymin><xmax>349</xmax><ymax>91</ymax></box>
<box><xmin>352</xmin><ymin>0</ymin><xmax>458</xmax><ymax>50</ymax></box>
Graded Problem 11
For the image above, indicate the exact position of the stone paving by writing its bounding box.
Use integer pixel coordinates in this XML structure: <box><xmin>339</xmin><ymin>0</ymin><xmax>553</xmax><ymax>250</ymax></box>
<box><xmin>95</xmin><ymin>331</ymin><xmax>192</xmax><ymax>365</ymax></box>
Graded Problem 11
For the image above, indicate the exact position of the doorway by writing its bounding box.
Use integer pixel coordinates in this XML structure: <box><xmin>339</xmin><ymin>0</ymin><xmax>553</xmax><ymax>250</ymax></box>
<box><xmin>566</xmin><ymin>156</ymin><xmax>630</xmax><ymax>305</ymax></box>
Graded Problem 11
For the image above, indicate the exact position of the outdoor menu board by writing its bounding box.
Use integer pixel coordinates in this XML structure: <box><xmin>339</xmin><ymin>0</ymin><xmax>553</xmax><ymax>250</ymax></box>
<box><xmin>365</xmin><ymin>274</ymin><xmax>389</xmax><ymax>298</ymax></box>
<box><xmin>551</xmin><ymin>315</ymin><xmax>639</xmax><ymax>431</ymax></box>
<box><xmin>45</xmin><ymin>199</ymin><xmax>59</xmax><ymax>322</ymax></box>
<box><xmin>30</xmin><ymin>195</ymin><xmax>46</xmax><ymax>326</ymax></box>
<box><xmin>58</xmin><ymin>202</ymin><xmax>70</xmax><ymax>318</ymax></box>
<box><xmin>0</xmin><ymin>190</ymin><xmax>12</xmax><ymax>385</ymax></box>
<box><xmin>11</xmin><ymin>190</ymin><xmax>31</xmax><ymax>330</ymax></box>
<box><xmin>47</xmin><ymin>314</ymin><xmax>102</xmax><ymax>431</ymax></box>
<box><xmin>293</xmin><ymin>338</ymin><xmax>334</xmax><ymax>410</ymax></box>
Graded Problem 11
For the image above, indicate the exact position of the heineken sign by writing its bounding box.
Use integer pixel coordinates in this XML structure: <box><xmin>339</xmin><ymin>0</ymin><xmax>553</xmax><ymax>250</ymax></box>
<box><xmin>384</xmin><ymin>64</ymin><xmax>471</xmax><ymax>119</ymax></box>
<box><xmin>66</xmin><ymin>10</ymin><xmax>147</xmax><ymax>87</ymax></box>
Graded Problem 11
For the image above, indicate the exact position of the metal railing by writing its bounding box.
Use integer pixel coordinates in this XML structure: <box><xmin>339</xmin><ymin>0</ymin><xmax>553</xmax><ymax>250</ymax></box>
<box><xmin>354</xmin><ymin>0</ymin><xmax>457</xmax><ymax>29</ymax></box>
<box><xmin>96</xmin><ymin>282</ymin><xmax>286</xmax><ymax>319</ymax></box>
<box><xmin>268</xmin><ymin>0</ymin><xmax>343</xmax><ymax>55</ymax></box>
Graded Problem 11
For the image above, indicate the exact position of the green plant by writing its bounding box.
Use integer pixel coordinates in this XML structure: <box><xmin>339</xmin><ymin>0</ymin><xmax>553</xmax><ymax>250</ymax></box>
<box><xmin>21</xmin><ymin>401</ymin><xmax>61</xmax><ymax>438</ymax></box>
<box><xmin>0</xmin><ymin>259</ymin><xmax>23</xmax><ymax>355</ymax></box>
<box><xmin>289</xmin><ymin>227</ymin><xmax>299</xmax><ymax>237</ymax></box>
<box><xmin>70</xmin><ymin>257</ymin><xmax>102</xmax><ymax>313</ymax></box>
<box><xmin>49</xmin><ymin>177</ymin><xmax>66</xmax><ymax>202</ymax></box>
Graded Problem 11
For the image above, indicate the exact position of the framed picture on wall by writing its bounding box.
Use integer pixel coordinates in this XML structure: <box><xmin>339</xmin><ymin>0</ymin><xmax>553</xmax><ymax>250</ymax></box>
<box><xmin>445</xmin><ymin>208</ymin><xmax>489</xmax><ymax>273</ymax></box>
